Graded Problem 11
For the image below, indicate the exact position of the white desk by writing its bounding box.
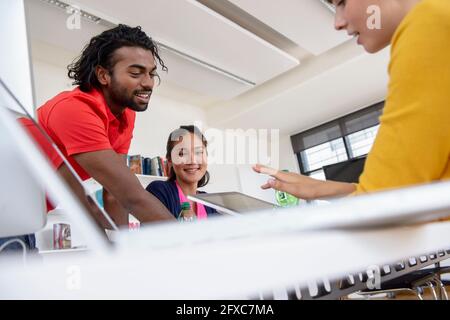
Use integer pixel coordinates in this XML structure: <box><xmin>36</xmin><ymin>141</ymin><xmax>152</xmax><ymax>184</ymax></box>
<box><xmin>1</xmin><ymin>220</ymin><xmax>450</xmax><ymax>299</ymax></box>
<box><xmin>2</xmin><ymin>180</ymin><xmax>450</xmax><ymax>299</ymax></box>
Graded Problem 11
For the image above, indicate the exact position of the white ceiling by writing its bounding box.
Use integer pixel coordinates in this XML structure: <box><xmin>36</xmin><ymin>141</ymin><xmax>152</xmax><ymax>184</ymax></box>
<box><xmin>74</xmin><ymin>0</ymin><xmax>299</xmax><ymax>84</ymax></box>
<box><xmin>25</xmin><ymin>0</ymin><xmax>391</xmax><ymax>133</ymax></box>
<box><xmin>26</xmin><ymin>0</ymin><xmax>300</xmax><ymax>100</ymax></box>
<box><xmin>209</xmin><ymin>49</ymin><xmax>390</xmax><ymax>135</ymax></box>
<box><xmin>228</xmin><ymin>0</ymin><xmax>350</xmax><ymax>55</ymax></box>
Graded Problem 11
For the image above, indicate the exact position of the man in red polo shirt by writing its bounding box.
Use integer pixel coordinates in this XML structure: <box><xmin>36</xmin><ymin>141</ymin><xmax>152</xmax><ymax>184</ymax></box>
<box><xmin>26</xmin><ymin>24</ymin><xmax>175</xmax><ymax>227</ymax></box>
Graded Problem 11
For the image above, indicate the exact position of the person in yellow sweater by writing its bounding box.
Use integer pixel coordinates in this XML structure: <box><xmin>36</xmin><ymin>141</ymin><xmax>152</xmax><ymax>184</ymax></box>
<box><xmin>254</xmin><ymin>0</ymin><xmax>450</xmax><ymax>200</ymax></box>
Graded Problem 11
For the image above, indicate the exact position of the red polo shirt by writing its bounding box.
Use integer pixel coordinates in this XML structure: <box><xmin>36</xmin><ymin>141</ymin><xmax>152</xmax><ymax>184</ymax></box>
<box><xmin>21</xmin><ymin>87</ymin><xmax>136</xmax><ymax>181</ymax></box>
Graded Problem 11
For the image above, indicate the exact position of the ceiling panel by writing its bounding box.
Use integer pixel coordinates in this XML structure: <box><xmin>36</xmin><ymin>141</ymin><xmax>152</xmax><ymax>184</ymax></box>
<box><xmin>71</xmin><ymin>0</ymin><xmax>299</xmax><ymax>85</ymax></box>
<box><xmin>211</xmin><ymin>48</ymin><xmax>390</xmax><ymax>134</ymax></box>
<box><xmin>228</xmin><ymin>0</ymin><xmax>351</xmax><ymax>55</ymax></box>
<box><xmin>26</xmin><ymin>0</ymin><xmax>108</xmax><ymax>54</ymax></box>
<box><xmin>159</xmin><ymin>47</ymin><xmax>253</xmax><ymax>100</ymax></box>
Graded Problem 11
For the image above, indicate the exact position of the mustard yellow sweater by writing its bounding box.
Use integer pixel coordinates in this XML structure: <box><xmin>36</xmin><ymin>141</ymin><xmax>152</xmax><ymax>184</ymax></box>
<box><xmin>356</xmin><ymin>0</ymin><xmax>450</xmax><ymax>194</ymax></box>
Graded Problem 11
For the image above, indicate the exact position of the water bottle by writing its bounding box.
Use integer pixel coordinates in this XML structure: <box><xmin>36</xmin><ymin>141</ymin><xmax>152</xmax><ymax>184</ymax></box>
<box><xmin>178</xmin><ymin>202</ymin><xmax>196</xmax><ymax>222</ymax></box>
<box><xmin>275</xmin><ymin>170</ymin><xmax>299</xmax><ymax>207</ymax></box>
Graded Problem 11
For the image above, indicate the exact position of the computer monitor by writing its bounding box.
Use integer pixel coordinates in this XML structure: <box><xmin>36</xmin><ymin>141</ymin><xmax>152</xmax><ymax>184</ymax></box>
<box><xmin>323</xmin><ymin>157</ymin><xmax>366</xmax><ymax>183</ymax></box>
<box><xmin>0</xmin><ymin>0</ymin><xmax>35</xmax><ymax>116</ymax></box>
<box><xmin>0</xmin><ymin>103</ymin><xmax>46</xmax><ymax>237</ymax></box>
<box><xmin>0</xmin><ymin>0</ymin><xmax>44</xmax><ymax>237</ymax></box>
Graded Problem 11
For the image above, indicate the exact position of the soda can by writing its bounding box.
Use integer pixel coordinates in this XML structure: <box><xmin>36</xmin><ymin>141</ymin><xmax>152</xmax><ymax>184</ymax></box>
<box><xmin>53</xmin><ymin>223</ymin><xmax>72</xmax><ymax>249</ymax></box>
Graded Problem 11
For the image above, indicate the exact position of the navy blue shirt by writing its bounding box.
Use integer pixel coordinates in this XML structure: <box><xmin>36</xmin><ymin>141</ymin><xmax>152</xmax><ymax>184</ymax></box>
<box><xmin>146</xmin><ymin>180</ymin><xmax>218</xmax><ymax>219</ymax></box>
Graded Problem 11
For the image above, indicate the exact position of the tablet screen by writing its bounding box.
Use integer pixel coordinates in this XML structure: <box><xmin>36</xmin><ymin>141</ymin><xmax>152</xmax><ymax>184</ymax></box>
<box><xmin>190</xmin><ymin>192</ymin><xmax>277</xmax><ymax>214</ymax></box>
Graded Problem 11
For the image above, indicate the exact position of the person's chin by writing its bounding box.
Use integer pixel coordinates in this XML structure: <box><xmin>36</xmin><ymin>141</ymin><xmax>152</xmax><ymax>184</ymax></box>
<box><xmin>129</xmin><ymin>102</ymin><xmax>149</xmax><ymax>112</ymax></box>
<box><xmin>364</xmin><ymin>43</ymin><xmax>380</xmax><ymax>54</ymax></box>
<box><xmin>361</xmin><ymin>38</ymin><xmax>387</xmax><ymax>54</ymax></box>
<box><xmin>182</xmin><ymin>173</ymin><xmax>202</xmax><ymax>184</ymax></box>
<box><xmin>137</xmin><ymin>103</ymin><xmax>149</xmax><ymax>112</ymax></box>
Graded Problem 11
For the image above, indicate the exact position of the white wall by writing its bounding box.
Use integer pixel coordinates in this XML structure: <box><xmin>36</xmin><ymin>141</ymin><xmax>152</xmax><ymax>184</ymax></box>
<box><xmin>30</xmin><ymin>41</ymin><xmax>77</xmax><ymax>106</ymax></box>
<box><xmin>32</xmin><ymin>59</ymin><xmax>74</xmax><ymax>106</ymax></box>
<box><xmin>205</xmin><ymin>164</ymin><xmax>241</xmax><ymax>193</ymax></box>
<box><xmin>200</xmin><ymin>127</ymin><xmax>289</xmax><ymax>201</ymax></box>
<box><xmin>278</xmin><ymin>134</ymin><xmax>300</xmax><ymax>173</ymax></box>
<box><xmin>129</xmin><ymin>94</ymin><xmax>207</xmax><ymax>157</ymax></box>
<box><xmin>233</xmin><ymin>133</ymin><xmax>299</xmax><ymax>204</ymax></box>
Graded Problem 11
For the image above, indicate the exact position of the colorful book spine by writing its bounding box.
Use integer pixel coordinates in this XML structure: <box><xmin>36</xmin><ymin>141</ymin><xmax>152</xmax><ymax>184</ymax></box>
<box><xmin>143</xmin><ymin>157</ymin><xmax>152</xmax><ymax>175</ymax></box>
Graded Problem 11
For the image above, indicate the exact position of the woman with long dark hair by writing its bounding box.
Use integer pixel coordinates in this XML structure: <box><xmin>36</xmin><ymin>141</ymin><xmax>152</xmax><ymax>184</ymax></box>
<box><xmin>146</xmin><ymin>125</ymin><xmax>218</xmax><ymax>219</ymax></box>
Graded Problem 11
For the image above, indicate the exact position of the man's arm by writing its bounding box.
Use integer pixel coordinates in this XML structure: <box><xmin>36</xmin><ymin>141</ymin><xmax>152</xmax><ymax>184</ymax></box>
<box><xmin>101</xmin><ymin>155</ymin><xmax>131</xmax><ymax>226</ymax></box>
<box><xmin>73</xmin><ymin>149</ymin><xmax>175</xmax><ymax>223</ymax></box>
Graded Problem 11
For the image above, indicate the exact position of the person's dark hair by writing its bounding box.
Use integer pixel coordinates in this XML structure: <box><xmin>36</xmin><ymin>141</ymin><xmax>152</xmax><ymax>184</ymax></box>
<box><xmin>67</xmin><ymin>24</ymin><xmax>167</xmax><ymax>92</ymax></box>
<box><xmin>166</xmin><ymin>125</ymin><xmax>210</xmax><ymax>188</ymax></box>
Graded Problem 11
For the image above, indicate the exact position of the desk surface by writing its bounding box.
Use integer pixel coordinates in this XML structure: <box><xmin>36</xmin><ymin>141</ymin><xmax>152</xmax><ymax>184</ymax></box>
<box><xmin>1</xmin><ymin>220</ymin><xmax>450</xmax><ymax>299</ymax></box>
<box><xmin>2</xmin><ymin>181</ymin><xmax>450</xmax><ymax>299</ymax></box>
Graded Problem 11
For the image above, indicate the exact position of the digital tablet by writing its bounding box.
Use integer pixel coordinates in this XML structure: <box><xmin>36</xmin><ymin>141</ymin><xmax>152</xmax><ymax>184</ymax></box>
<box><xmin>188</xmin><ymin>192</ymin><xmax>278</xmax><ymax>216</ymax></box>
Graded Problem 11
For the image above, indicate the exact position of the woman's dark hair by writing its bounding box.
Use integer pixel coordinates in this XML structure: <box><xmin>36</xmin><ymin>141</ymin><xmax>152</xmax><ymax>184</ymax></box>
<box><xmin>67</xmin><ymin>24</ymin><xmax>167</xmax><ymax>92</ymax></box>
<box><xmin>166</xmin><ymin>125</ymin><xmax>210</xmax><ymax>188</ymax></box>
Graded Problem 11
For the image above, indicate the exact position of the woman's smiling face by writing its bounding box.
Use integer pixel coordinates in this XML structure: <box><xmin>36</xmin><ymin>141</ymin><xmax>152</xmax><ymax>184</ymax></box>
<box><xmin>170</xmin><ymin>132</ymin><xmax>208</xmax><ymax>185</ymax></box>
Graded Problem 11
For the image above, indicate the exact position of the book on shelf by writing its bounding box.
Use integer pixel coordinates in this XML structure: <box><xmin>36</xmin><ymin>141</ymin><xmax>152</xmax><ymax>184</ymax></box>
<box><xmin>150</xmin><ymin>157</ymin><xmax>160</xmax><ymax>176</ymax></box>
<box><xmin>162</xmin><ymin>157</ymin><xmax>168</xmax><ymax>177</ymax></box>
<box><xmin>142</xmin><ymin>157</ymin><xmax>152</xmax><ymax>175</ymax></box>
<box><xmin>127</xmin><ymin>155</ymin><xmax>142</xmax><ymax>175</ymax></box>
<box><xmin>128</xmin><ymin>154</ymin><xmax>168</xmax><ymax>177</ymax></box>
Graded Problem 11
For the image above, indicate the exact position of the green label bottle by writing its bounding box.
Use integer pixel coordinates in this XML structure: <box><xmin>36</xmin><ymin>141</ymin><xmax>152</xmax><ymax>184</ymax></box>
<box><xmin>178</xmin><ymin>201</ymin><xmax>196</xmax><ymax>222</ymax></box>
<box><xmin>275</xmin><ymin>170</ymin><xmax>299</xmax><ymax>207</ymax></box>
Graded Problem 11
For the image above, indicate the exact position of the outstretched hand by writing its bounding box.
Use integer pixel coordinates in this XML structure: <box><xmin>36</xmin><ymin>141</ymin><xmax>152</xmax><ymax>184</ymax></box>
<box><xmin>252</xmin><ymin>164</ymin><xmax>357</xmax><ymax>200</ymax></box>
<box><xmin>252</xmin><ymin>164</ymin><xmax>319</xmax><ymax>200</ymax></box>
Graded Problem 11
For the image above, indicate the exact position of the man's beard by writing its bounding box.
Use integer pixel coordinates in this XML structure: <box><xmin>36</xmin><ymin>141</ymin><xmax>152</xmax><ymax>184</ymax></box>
<box><xmin>109</xmin><ymin>77</ymin><xmax>149</xmax><ymax>112</ymax></box>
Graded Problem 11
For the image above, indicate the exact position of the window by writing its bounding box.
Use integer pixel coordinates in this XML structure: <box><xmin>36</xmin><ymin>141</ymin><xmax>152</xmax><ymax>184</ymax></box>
<box><xmin>346</xmin><ymin>125</ymin><xmax>379</xmax><ymax>158</ymax></box>
<box><xmin>300</xmin><ymin>138</ymin><xmax>348</xmax><ymax>173</ymax></box>
<box><xmin>291</xmin><ymin>102</ymin><xmax>384</xmax><ymax>179</ymax></box>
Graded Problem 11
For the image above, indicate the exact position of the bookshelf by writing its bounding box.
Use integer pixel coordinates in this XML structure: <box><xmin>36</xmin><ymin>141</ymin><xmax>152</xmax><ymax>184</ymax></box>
<box><xmin>127</xmin><ymin>155</ymin><xmax>168</xmax><ymax>177</ymax></box>
<box><xmin>83</xmin><ymin>174</ymin><xmax>167</xmax><ymax>195</ymax></box>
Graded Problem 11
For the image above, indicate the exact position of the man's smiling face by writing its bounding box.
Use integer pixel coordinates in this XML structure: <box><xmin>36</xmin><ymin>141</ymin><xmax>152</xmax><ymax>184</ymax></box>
<box><xmin>106</xmin><ymin>46</ymin><xmax>158</xmax><ymax>112</ymax></box>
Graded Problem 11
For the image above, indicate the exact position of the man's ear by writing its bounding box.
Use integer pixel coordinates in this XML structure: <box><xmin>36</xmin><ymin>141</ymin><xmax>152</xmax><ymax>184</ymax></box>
<box><xmin>95</xmin><ymin>65</ymin><xmax>110</xmax><ymax>86</ymax></box>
